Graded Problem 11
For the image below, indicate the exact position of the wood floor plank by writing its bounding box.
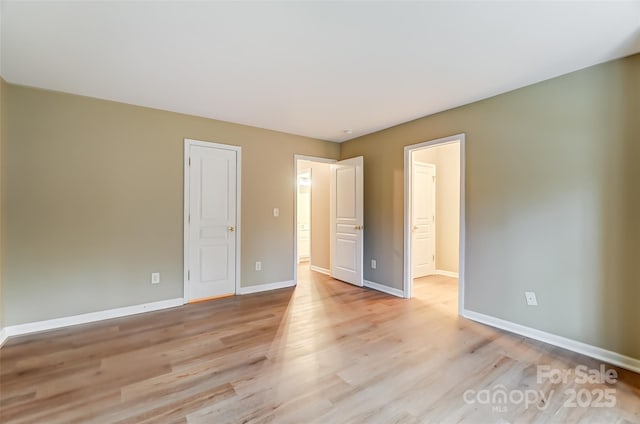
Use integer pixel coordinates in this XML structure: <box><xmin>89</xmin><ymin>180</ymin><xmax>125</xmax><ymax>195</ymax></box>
<box><xmin>1</xmin><ymin>266</ymin><xmax>639</xmax><ymax>423</ymax></box>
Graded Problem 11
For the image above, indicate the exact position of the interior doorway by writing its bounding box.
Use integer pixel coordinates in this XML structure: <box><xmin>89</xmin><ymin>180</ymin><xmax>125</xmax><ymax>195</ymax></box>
<box><xmin>404</xmin><ymin>134</ymin><xmax>465</xmax><ymax>314</ymax></box>
<box><xmin>293</xmin><ymin>155</ymin><xmax>335</xmax><ymax>284</ymax></box>
<box><xmin>297</xmin><ymin>169</ymin><xmax>312</xmax><ymax>264</ymax></box>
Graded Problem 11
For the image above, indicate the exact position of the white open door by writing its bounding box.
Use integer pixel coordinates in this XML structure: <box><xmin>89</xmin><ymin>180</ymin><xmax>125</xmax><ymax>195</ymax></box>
<box><xmin>412</xmin><ymin>161</ymin><xmax>436</xmax><ymax>278</ymax></box>
<box><xmin>330</xmin><ymin>156</ymin><xmax>364</xmax><ymax>286</ymax></box>
<box><xmin>185</xmin><ymin>141</ymin><xmax>239</xmax><ymax>302</ymax></box>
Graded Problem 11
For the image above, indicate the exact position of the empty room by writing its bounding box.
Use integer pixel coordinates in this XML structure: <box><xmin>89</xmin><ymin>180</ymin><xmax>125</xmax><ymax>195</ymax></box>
<box><xmin>1</xmin><ymin>1</ymin><xmax>639</xmax><ymax>423</ymax></box>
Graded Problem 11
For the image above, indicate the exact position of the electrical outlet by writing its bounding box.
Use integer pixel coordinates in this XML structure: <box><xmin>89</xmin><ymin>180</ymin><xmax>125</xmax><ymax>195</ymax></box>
<box><xmin>151</xmin><ymin>272</ymin><xmax>160</xmax><ymax>284</ymax></box>
<box><xmin>524</xmin><ymin>291</ymin><xmax>538</xmax><ymax>306</ymax></box>
<box><xmin>371</xmin><ymin>259</ymin><xmax>377</xmax><ymax>269</ymax></box>
<box><xmin>255</xmin><ymin>261</ymin><xmax>262</xmax><ymax>271</ymax></box>
<box><xmin>273</xmin><ymin>208</ymin><xmax>279</xmax><ymax>217</ymax></box>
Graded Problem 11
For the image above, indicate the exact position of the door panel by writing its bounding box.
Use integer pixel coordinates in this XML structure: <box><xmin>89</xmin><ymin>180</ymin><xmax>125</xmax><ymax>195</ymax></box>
<box><xmin>331</xmin><ymin>156</ymin><xmax>363</xmax><ymax>286</ymax></box>
<box><xmin>336</xmin><ymin>167</ymin><xmax>356</xmax><ymax>218</ymax></box>
<box><xmin>412</xmin><ymin>161</ymin><xmax>436</xmax><ymax>278</ymax></box>
<box><xmin>200</xmin><ymin>157</ymin><xmax>229</xmax><ymax>220</ymax></box>
<box><xmin>200</xmin><ymin>245</ymin><xmax>228</xmax><ymax>282</ymax></box>
<box><xmin>187</xmin><ymin>145</ymin><xmax>237</xmax><ymax>301</ymax></box>
<box><xmin>336</xmin><ymin>239</ymin><xmax>357</xmax><ymax>270</ymax></box>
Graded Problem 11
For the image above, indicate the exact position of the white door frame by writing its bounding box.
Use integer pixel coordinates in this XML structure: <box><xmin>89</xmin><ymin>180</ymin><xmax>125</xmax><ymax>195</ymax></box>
<box><xmin>293</xmin><ymin>155</ymin><xmax>336</xmax><ymax>285</ymax></box>
<box><xmin>184</xmin><ymin>138</ymin><xmax>242</xmax><ymax>303</ymax></box>
<box><xmin>403</xmin><ymin>134</ymin><xmax>465</xmax><ymax>314</ymax></box>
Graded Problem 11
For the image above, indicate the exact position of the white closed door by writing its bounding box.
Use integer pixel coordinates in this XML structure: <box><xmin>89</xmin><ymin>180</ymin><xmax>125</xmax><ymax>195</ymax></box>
<box><xmin>186</xmin><ymin>144</ymin><xmax>237</xmax><ymax>301</ymax></box>
<box><xmin>331</xmin><ymin>156</ymin><xmax>364</xmax><ymax>286</ymax></box>
<box><xmin>412</xmin><ymin>161</ymin><xmax>436</xmax><ymax>278</ymax></box>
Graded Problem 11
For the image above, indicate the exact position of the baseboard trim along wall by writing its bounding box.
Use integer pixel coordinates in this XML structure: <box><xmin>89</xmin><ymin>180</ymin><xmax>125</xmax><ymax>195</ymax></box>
<box><xmin>1</xmin><ymin>280</ymin><xmax>299</xmax><ymax>346</ymax></box>
<box><xmin>2</xmin><ymin>298</ymin><xmax>184</xmax><ymax>341</ymax></box>
<box><xmin>364</xmin><ymin>280</ymin><xmax>404</xmax><ymax>298</ymax></box>
<box><xmin>462</xmin><ymin>309</ymin><xmax>640</xmax><ymax>374</ymax></box>
<box><xmin>309</xmin><ymin>265</ymin><xmax>331</xmax><ymax>275</ymax></box>
<box><xmin>237</xmin><ymin>280</ymin><xmax>296</xmax><ymax>295</ymax></box>
<box><xmin>435</xmin><ymin>270</ymin><xmax>459</xmax><ymax>278</ymax></box>
<box><xmin>0</xmin><ymin>328</ymin><xmax>8</xmax><ymax>348</ymax></box>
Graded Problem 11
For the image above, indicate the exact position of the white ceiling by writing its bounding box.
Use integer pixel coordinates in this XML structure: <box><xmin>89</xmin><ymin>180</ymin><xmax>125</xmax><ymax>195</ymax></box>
<box><xmin>2</xmin><ymin>1</ymin><xmax>639</xmax><ymax>142</ymax></box>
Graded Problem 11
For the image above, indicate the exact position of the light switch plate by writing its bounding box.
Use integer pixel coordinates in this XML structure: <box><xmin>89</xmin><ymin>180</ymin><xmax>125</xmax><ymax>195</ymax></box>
<box><xmin>151</xmin><ymin>272</ymin><xmax>160</xmax><ymax>284</ymax></box>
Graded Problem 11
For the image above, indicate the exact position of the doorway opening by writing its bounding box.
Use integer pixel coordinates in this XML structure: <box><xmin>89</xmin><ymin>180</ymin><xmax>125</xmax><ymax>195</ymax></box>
<box><xmin>404</xmin><ymin>134</ymin><xmax>465</xmax><ymax>314</ymax></box>
<box><xmin>297</xmin><ymin>169</ymin><xmax>312</xmax><ymax>265</ymax></box>
<box><xmin>293</xmin><ymin>155</ymin><xmax>335</xmax><ymax>284</ymax></box>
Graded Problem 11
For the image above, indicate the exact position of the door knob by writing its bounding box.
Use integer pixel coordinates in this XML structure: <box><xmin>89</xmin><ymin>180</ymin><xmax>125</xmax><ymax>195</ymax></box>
<box><xmin>228</xmin><ymin>226</ymin><xmax>235</xmax><ymax>232</ymax></box>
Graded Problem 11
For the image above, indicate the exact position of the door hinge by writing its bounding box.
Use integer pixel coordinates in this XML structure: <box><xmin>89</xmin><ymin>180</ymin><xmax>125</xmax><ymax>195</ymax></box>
<box><xmin>188</xmin><ymin>270</ymin><xmax>190</xmax><ymax>280</ymax></box>
<box><xmin>432</xmin><ymin>255</ymin><xmax>435</xmax><ymax>261</ymax></box>
<box><xmin>188</xmin><ymin>214</ymin><xmax>190</xmax><ymax>224</ymax></box>
<box><xmin>189</xmin><ymin>157</ymin><xmax>191</xmax><ymax>166</ymax></box>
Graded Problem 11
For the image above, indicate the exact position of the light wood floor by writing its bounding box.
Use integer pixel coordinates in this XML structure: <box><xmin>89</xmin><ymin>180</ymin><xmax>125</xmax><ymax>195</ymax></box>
<box><xmin>1</xmin><ymin>268</ymin><xmax>639</xmax><ymax>423</ymax></box>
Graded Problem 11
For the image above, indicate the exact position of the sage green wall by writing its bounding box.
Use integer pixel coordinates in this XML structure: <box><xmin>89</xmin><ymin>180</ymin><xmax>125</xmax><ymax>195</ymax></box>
<box><xmin>341</xmin><ymin>54</ymin><xmax>640</xmax><ymax>359</ymax></box>
<box><xmin>4</xmin><ymin>84</ymin><xmax>339</xmax><ymax>325</ymax></box>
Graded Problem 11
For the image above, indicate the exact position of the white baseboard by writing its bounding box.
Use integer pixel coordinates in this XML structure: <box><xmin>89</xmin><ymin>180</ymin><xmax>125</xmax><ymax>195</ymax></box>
<box><xmin>364</xmin><ymin>280</ymin><xmax>404</xmax><ymax>298</ymax></box>
<box><xmin>310</xmin><ymin>265</ymin><xmax>331</xmax><ymax>275</ymax></box>
<box><xmin>238</xmin><ymin>280</ymin><xmax>296</xmax><ymax>295</ymax></box>
<box><xmin>462</xmin><ymin>309</ymin><xmax>640</xmax><ymax>374</ymax></box>
<box><xmin>0</xmin><ymin>328</ymin><xmax>8</xmax><ymax>348</ymax></box>
<box><xmin>2</xmin><ymin>298</ymin><xmax>184</xmax><ymax>341</ymax></box>
<box><xmin>435</xmin><ymin>269</ymin><xmax>459</xmax><ymax>278</ymax></box>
